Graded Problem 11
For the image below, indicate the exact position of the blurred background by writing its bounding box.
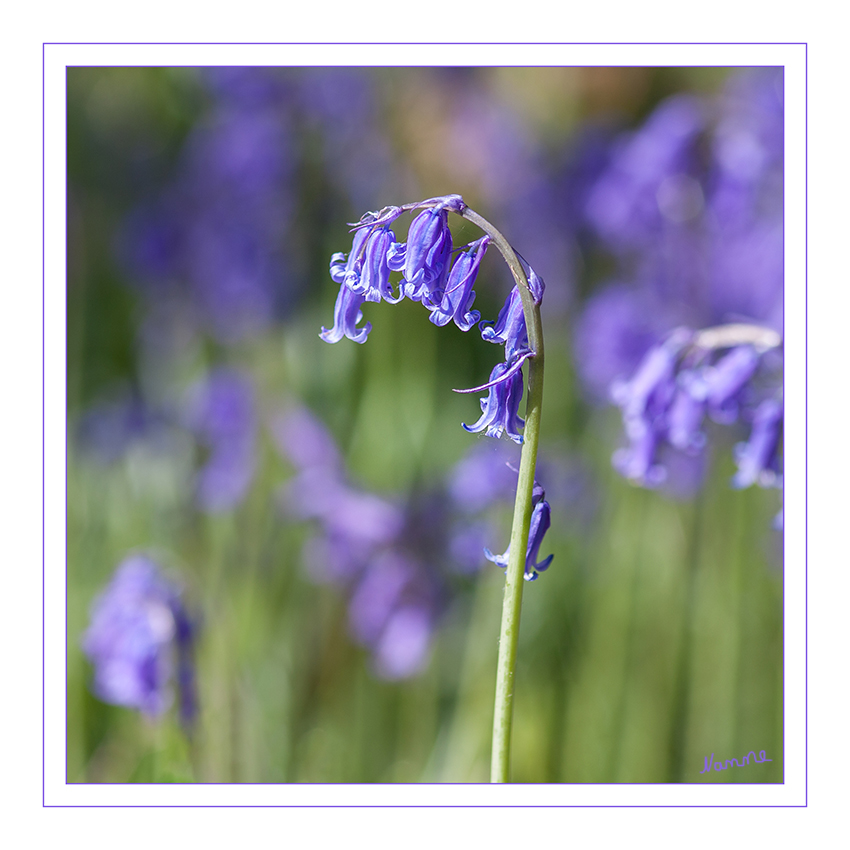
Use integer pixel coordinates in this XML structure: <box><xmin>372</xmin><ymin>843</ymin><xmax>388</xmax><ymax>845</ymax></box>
<box><xmin>66</xmin><ymin>65</ymin><xmax>783</xmax><ymax>784</ymax></box>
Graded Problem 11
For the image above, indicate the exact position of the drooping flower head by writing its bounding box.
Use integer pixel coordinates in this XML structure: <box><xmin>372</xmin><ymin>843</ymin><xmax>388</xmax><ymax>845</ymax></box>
<box><xmin>82</xmin><ymin>555</ymin><xmax>196</xmax><ymax>724</ymax></box>
<box><xmin>320</xmin><ymin>194</ymin><xmax>540</xmax><ymax>447</ymax></box>
<box><xmin>318</xmin><ymin>195</ymin><xmax>557</xmax><ymax>583</ymax></box>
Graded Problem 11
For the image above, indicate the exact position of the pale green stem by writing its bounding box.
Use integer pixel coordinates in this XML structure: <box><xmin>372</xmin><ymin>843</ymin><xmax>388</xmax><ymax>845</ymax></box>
<box><xmin>459</xmin><ymin>207</ymin><xmax>546</xmax><ymax>784</ymax></box>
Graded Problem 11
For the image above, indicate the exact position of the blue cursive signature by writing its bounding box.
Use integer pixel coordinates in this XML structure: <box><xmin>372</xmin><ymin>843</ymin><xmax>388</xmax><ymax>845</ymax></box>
<box><xmin>700</xmin><ymin>750</ymin><xmax>773</xmax><ymax>774</ymax></box>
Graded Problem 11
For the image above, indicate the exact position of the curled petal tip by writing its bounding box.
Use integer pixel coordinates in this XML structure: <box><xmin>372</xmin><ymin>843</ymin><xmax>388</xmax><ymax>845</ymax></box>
<box><xmin>452</xmin><ymin>350</ymin><xmax>533</xmax><ymax>394</ymax></box>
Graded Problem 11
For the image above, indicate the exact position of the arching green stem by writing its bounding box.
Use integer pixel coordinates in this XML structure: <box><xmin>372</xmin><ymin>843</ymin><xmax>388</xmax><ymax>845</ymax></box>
<box><xmin>458</xmin><ymin>207</ymin><xmax>546</xmax><ymax>783</ymax></box>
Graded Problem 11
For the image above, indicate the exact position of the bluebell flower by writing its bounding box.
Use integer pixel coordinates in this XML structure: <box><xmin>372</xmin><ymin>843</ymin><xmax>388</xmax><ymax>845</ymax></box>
<box><xmin>321</xmin><ymin>278</ymin><xmax>372</xmax><ymax>345</ymax></box>
<box><xmin>359</xmin><ymin>226</ymin><xmax>405</xmax><ymax>304</ymax></box>
<box><xmin>610</xmin><ymin>328</ymin><xmax>690</xmax><ymax>429</ymax></box>
<box><xmin>701</xmin><ymin>345</ymin><xmax>760</xmax><ymax>423</ymax></box>
<box><xmin>82</xmin><ymin>555</ymin><xmax>196</xmax><ymax>723</ymax></box>
<box><xmin>526</xmin><ymin>263</ymin><xmax>546</xmax><ymax>305</ymax></box>
<box><xmin>732</xmin><ymin>397</ymin><xmax>783</xmax><ymax>489</ymax></box>
<box><xmin>333</xmin><ymin>225</ymin><xmax>405</xmax><ymax>305</ymax></box>
<box><xmin>484</xmin><ymin>485</ymin><xmax>553</xmax><ymax>581</ymax></box>
<box><xmin>462</xmin><ymin>361</ymin><xmax>526</xmax><ymax>444</ymax></box>
<box><xmin>391</xmin><ymin>205</ymin><xmax>453</xmax><ymax>305</ymax></box>
<box><xmin>329</xmin><ymin>227</ymin><xmax>369</xmax><ymax>293</ymax></box>
<box><xmin>610</xmin><ymin>328</ymin><xmax>693</xmax><ymax>487</ymax></box>
<box><xmin>429</xmin><ymin>236</ymin><xmax>489</xmax><ymax>330</ymax></box>
<box><xmin>612</xmin><ymin>418</ymin><xmax>667</xmax><ymax>486</ymax></box>
<box><xmin>480</xmin><ymin>286</ymin><xmax>529</xmax><ymax>362</ymax></box>
<box><xmin>666</xmin><ymin>380</ymin><xmax>707</xmax><ymax>453</ymax></box>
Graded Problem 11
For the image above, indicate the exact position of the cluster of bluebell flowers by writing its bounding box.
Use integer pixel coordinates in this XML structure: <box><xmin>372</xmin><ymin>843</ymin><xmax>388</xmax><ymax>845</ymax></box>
<box><xmin>570</xmin><ymin>68</ymin><xmax>784</xmax><ymax>513</ymax></box>
<box><xmin>82</xmin><ymin>555</ymin><xmax>196</xmax><ymax>725</ymax></box>
<box><xmin>611</xmin><ymin>324</ymin><xmax>783</xmax><ymax>515</ymax></box>
<box><xmin>320</xmin><ymin>194</ymin><xmax>552</xmax><ymax>579</ymax></box>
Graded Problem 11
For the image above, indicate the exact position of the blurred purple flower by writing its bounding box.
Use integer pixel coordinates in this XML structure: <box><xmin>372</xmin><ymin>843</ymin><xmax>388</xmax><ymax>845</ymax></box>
<box><xmin>584</xmin><ymin>95</ymin><xmax>705</xmax><ymax>250</ymax></box>
<box><xmin>295</xmin><ymin>68</ymin><xmax>398</xmax><ymax>211</ymax></box>
<box><xmin>732</xmin><ymin>397</ymin><xmax>783</xmax><ymax>489</ymax></box>
<box><xmin>273</xmin><ymin>406</ymin><xmax>404</xmax><ymax>572</ymax></box>
<box><xmin>82</xmin><ymin>555</ymin><xmax>196</xmax><ymax>724</ymax></box>
<box><xmin>117</xmin><ymin>68</ymin><xmax>300</xmax><ymax>345</ymax></box>
<box><xmin>573</xmin><ymin>283</ymin><xmax>668</xmax><ymax>402</ymax></box>
<box><xmin>77</xmin><ymin>392</ymin><xmax>162</xmax><ymax>464</ymax></box>
<box><xmin>447</xmin><ymin>440</ymin><xmax>520</xmax><ymax>513</ymax></box>
<box><xmin>185</xmin><ymin>368</ymin><xmax>257</xmax><ymax>513</ymax></box>
<box><xmin>445</xmin><ymin>80</ymin><xmax>588</xmax><ymax>313</ymax></box>
<box><xmin>269</xmin><ymin>405</ymin><xmax>342</xmax><ymax>474</ymax></box>
<box><xmin>700</xmin><ymin>345</ymin><xmax>761</xmax><ymax>423</ymax></box>
<box><xmin>273</xmin><ymin>404</ymin><xmax>500</xmax><ymax>677</ymax></box>
<box><xmin>372</xmin><ymin>604</ymin><xmax>435</xmax><ymax>680</ymax></box>
<box><xmin>448</xmin><ymin>520</ymin><xmax>501</xmax><ymax>574</ymax></box>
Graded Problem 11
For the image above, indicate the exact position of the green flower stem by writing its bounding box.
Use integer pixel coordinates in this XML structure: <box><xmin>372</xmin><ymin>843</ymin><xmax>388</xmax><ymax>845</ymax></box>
<box><xmin>459</xmin><ymin>207</ymin><xmax>546</xmax><ymax>783</ymax></box>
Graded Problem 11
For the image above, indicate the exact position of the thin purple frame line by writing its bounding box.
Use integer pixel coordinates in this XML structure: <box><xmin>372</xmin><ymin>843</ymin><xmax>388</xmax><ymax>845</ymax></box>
<box><xmin>43</xmin><ymin>40</ymin><xmax>807</xmax><ymax>44</ymax></box>
<box><xmin>42</xmin><ymin>40</ymin><xmax>47</xmax><ymax>809</ymax></box>
<box><xmin>803</xmin><ymin>41</ymin><xmax>809</xmax><ymax>807</ymax></box>
<box><xmin>54</xmin><ymin>63</ymin><xmax>789</xmax><ymax>793</ymax></box>
<box><xmin>44</xmin><ymin>804</ymin><xmax>807</xmax><ymax>809</ymax></box>
<box><xmin>56</xmin><ymin>59</ymin><xmax>784</xmax><ymax>786</ymax></box>
<box><xmin>49</xmin><ymin>46</ymin><xmax>803</xmax><ymax>804</ymax></box>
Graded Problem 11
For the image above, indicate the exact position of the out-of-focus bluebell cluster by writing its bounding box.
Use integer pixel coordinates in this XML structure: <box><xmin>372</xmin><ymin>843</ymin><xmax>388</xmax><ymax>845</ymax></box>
<box><xmin>82</xmin><ymin>555</ymin><xmax>196</xmax><ymax>724</ymax></box>
<box><xmin>572</xmin><ymin>68</ymin><xmax>784</xmax><ymax>501</ymax></box>
<box><xmin>271</xmin><ymin>406</ymin><xmax>512</xmax><ymax>678</ymax></box>
<box><xmin>610</xmin><ymin>327</ymin><xmax>782</xmax><ymax>500</ymax></box>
